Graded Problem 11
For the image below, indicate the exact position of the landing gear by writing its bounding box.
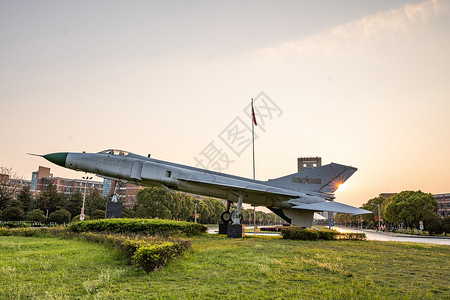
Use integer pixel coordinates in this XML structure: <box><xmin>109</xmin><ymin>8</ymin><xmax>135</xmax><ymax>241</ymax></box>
<box><xmin>231</xmin><ymin>193</ymin><xmax>244</xmax><ymax>225</ymax></box>
<box><xmin>220</xmin><ymin>201</ymin><xmax>232</xmax><ymax>223</ymax></box>
<box><xmin>221</xmin><ymin>211</ymin><xmax>231</xmax><ymax>223</ymax></box>
<box><xmin>220</xmin><ymin>194</ymin><xmax>245</xmax><ymax>224</ymax></box>
<box><xmin>111</xmin><ymin>181</ymin><xmax>120</xmax><ymax>203</ymax></box>
<box><xmin>220</xmin><ymin>194</ymin><xmax>245</xmax><ymax>238</ymax></box>
<box><xmin>106</xmin><ymin>181</ymin><xmax>122</xmax><ymax>219</ymax></box>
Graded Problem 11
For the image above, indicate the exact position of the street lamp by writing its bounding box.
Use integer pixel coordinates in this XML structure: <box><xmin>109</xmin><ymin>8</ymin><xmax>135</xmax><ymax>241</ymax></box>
<box><xmin>80</xmin><ymin>176</ymin><xmax>92</xmax><ymax>221</ymax></box>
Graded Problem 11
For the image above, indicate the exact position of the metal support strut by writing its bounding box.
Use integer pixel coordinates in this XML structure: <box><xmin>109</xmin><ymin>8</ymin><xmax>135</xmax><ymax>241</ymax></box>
<box><xmin>111</xmin><ymin>181</ymin><xmax>120</xmax><ymax>203</ymax></box>
<box><xmin>231</xmin><ymin>193</ymin><xmax>244</xmax><ymax>224</ymax></box>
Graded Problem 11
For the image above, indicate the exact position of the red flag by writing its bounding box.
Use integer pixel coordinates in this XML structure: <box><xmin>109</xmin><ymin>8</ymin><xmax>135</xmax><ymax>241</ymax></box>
<box><xmin>252</xmin><ymin>102</ymin><xmax>257</xmax><ymax>126</ymax></box>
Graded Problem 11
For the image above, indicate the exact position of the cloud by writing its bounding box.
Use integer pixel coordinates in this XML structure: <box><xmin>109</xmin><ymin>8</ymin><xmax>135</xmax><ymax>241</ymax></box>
<box><xmin>253</xmin><ymin>0</ymin><xmax>448</xmax><ymax>60</ymax></box>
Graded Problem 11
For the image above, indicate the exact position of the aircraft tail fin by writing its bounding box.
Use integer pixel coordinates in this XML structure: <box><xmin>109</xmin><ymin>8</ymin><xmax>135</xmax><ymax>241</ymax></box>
<box><xmin>266</xmin><ymin>163</ymin><xmax>357</xmax><ymax>194</ymax></box>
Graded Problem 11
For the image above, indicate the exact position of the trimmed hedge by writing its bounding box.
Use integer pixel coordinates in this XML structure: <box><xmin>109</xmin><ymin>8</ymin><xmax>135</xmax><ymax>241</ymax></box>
<box><xmin>68</xmin><ymin>218</ymin><xmax>207</xmax><ymax>236</ymax></box>
<box><xmin>281</xmin><ymin>228</ymin><xmax>366</xmax><ymax>241</ymax></box>
<box><xmin>334</xmin><ymin>232</ymin><xmax>367</xmax><ymax>241</ymax></box>
<box><xmin>0</xmin><ymin>226</ymin><xmax>68</xmax><ymax>237</ymax></box>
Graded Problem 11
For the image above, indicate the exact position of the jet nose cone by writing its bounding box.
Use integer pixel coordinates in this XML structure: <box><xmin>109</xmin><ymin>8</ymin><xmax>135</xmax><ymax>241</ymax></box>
<box><xmin>43</xmin><ymin>152</ymin><xmax>68</xmax><ymax>167</ymax></box>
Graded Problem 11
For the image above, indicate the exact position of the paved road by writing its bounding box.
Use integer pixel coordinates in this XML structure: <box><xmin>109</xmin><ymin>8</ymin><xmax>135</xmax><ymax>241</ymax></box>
<box><xmin>335</xmin><ymin>227</ymin><xmax>450</xmax><ymax>245</ymax></box>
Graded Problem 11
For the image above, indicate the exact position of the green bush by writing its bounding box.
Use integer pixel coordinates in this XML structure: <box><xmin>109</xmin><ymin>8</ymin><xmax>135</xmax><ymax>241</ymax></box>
<box><xmin>79</xmin><ymin>232</ymin><xmax>191</xmax><ymax>272</ymax></box>
<box><xmin>1</xmin><ymin>206</ymin><xmax>25</xmax><ymax>221</ymax></box>
<box><xmin>68</xmin><ymin>218</ymin><xmax>207</xmax><ymax>236</ymax></box>
<box><xmin>334</xmin><ymin>233</ymin><xmax>367</xmax><ymax>241</ymax></box>
<box><xmin>0</xmin><ymin>226</ymin><xmax>70</xmax><ymax>238</ymax></box>
<box><xmin>71</xmin><ymin>215</ymin><xmax>91</xmax><ymax>223</ymax></box>
<box><xmin>317</xmin><ymin>230</ymin><xmax>339</xmax><ymax>240</ymax></box>
<box><xmin>49</xmin><ymin>209</ymin><xmax>71</xmax><ymax>224</ymax></box>
<box><xmin>26</xmin><ymin>209</ymin><xmax>46</xmax><ymax>223</ymax></box>
<box><xmin>281</xmin><ymin>228</ymin><xmax>366</xmax><ymax>241</ymax></box>
<box><xmin>281</xmin><ymin>228</ymin><xmax>319</xmax><ymax>240</ymax></box>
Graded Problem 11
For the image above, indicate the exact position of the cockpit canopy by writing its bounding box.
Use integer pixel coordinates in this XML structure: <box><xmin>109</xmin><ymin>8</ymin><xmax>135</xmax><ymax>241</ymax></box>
<box><xmin>98</xmin><ymin>149</ymin><xmax>130</xmax><ymax>156</ymax></box>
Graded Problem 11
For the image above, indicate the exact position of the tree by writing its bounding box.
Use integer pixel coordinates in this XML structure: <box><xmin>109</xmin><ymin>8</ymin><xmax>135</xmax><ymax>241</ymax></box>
<box><xmin>26</xmin><ymin>209</ymin><xmax>46</xmax><ymax>223</ymax></box>
<box><xmin>1</xmin><ymin>206</ymin><xmax>25</xmax><ymax>221</ymax></box>
<box><xmin>208</xmin><ymin>198</ymin><xmax>226</xmax><ymax>223</ymax></box>
<box><xmin>385</xmin><ymin>191</ymin><xmax>439</xmax><ymax>229</ymax></box>
<box><xmin>85</xmin><ymin>189</ymin><xmax>108</xmax><ymax>217</ymax></box>
<box><xmin>65</xmin><ymin>191</ymin><xmax>83</xmax><ymax>217</ymax></box>
<box><xmin>441</xmin><ymin>217</ymin><xmax>450</xmax><ymax>235</ymax></box>
<box><xmin>176</xmin><ymin>193</ymin><xmax>194</xmax><ymax>221</ymax></box>
<box><xmin>36</xmin><ymin>182</ymin><xmax>66</xmax><ymax>215</ymax></box>
<box><xmin>48</xmin><ymin>209</ymin><xmax>71</xmax><ymax>224</ymax></box>
<box><xmin>0</xmin><ymin>166</ymin><xmax>21</xmax><ymax>210</ymax></box>
<box><xmin>196</xmin><ymin>200</ymin><xmax>212</xmax><ymax>224</ymax></box>
<box><xmin>424</xmin><ymin>214</ymin><xmax>442</xmax><ymax>235</ymax></box>
<box><xmin>134</xmin><ymin>187</ymin><xmax>181</xmax><ymax>219</ymax></box>
<box><xmin>16</xmin><ymin>186</ymin><xmax>34</xmax><ymax>213</ymax></box>
<box><xmin>361</xmin><ymin>196</ymin><xmax>387</xmax><ymax>227</ymax></box>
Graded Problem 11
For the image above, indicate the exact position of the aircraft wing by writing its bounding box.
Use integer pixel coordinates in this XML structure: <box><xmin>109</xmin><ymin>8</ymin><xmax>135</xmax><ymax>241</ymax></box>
<box><xmin>176</xmin><ymin>175</ymin><xmax>300</xmax><ymax>199</ymax></box>
<box><xmin>292</xmin><ymin>201</ymin><xmax>371</xmax><ymax>215</ymax></box>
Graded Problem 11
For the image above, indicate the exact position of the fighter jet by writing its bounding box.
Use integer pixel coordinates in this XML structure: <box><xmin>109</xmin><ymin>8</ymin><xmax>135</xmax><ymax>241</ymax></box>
<box><xmin>39</xmin><ymin>149</ymin><xmax>370</xmax><ymax>226</ymax></box>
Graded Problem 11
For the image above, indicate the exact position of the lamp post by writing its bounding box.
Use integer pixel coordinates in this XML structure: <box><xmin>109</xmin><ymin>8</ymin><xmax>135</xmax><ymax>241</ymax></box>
<box><xmin>80</xmin><ymin>176</ymin><xmax>92</xmax><ymax>221</ymax></box>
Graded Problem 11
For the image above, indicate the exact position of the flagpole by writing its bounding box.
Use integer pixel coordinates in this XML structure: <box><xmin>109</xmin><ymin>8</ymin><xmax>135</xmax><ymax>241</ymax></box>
<box><xmin>252</xmin><ymin>98</ymin><xmax>255</xmax><ymax>180</ymax></box>
<box><xmin>252</xmin><ymin>98</ymin><xmax>256</xmax><ymax>234</ymax></box>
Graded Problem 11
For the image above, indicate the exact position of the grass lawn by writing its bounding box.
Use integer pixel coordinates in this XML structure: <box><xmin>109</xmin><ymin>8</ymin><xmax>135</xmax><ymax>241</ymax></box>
<box><xmin>0</xmin><ymin>234</ymin><xmax>449</xmax><ymax>299</ymax></box>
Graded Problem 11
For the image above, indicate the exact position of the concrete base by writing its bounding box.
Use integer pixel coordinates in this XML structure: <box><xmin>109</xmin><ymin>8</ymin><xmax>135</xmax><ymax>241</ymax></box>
<box><xmin>227</xmin><ymin>224</ymin><xmax>245</xmax><ymax>238</ymax></box>
<box><xmin>105</xmin><ymin>202</ymin><xmax>122</xmax><ymax>219</ymax></box>
<box><xmin>219</xmin><ymin>223</ymin><xmax>229</xmax><ymax>235</ymax></box>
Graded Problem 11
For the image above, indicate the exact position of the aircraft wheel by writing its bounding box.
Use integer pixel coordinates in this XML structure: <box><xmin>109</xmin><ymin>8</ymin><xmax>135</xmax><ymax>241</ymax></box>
<box><xmin>221</xmin><ymin>211</ymin><xmax>231</xmax><ymax>223</ymax></box>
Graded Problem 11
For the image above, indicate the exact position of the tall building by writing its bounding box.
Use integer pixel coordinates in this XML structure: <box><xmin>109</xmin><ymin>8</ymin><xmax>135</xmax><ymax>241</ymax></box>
<box><xmin>434</xmin><ymin>193</ymin><xmax>450</xmax><ymax>218</ymax></box>
<box><xmin>31</xmin><ymin>166</ymin><xmax>103</xmax><ymax>195</ymax></box>
<box><xmin>298</xmin><ymin>157</ymin><xmax>322</xmax><ymax>172</ymax></box>
<box><xmin>0</xmin><ymin>173</ymin><xmax>31</xmax><ymax>199</ymax></box>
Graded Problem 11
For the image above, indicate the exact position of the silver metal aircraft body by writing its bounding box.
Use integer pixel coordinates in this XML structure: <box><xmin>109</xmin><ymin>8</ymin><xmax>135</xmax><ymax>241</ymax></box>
<box><xmin>39</xmin><ymin>149</ymin><xmax>370</xmax><ymax>226</ymax></box>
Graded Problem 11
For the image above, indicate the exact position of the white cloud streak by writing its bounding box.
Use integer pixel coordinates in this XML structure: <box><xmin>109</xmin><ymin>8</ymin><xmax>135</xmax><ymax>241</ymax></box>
<box><xmin>254</xmin><ymin>0</ymin><xmax>448</xmax><ymax>60</ymax></box>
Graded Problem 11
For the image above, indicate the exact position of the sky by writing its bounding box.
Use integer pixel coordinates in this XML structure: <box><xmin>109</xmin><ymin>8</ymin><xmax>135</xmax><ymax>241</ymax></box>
<box><xmin>1</xmin><ymin>0</ymin><xmax>449</xmax><ymax>208</ymax></box>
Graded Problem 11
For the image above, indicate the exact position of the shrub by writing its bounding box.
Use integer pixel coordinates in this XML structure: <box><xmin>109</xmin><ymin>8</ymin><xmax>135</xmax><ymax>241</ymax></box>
<box><xmin>281</xmin><ymin>228</ymin><xmax>319</xmax><ymax>240</ymax></box>
<box><xmin>26</xmin><ymin>209</ymin><xmax>46</xmax><ymax>223</ymax></box>
<box><xmin>91</xmin><ymin>209</ymin><xmax>105</xmax><ymax>220</ymax></box>
<box><xmin>334</xmin><ymin>233</ymin><xmax>367</xmax><ymax>241</ymax></box>
<box><xmin>1</xmin><ymin>206</ymin><xmax>25</xmax><ymax>221</ymax></box>
<box><xmin>132</xmin><ymin>239</ymin><xmax>191</xmax><ymax>272</ymax></box>
<box><xmin>71</xmin><ymin>215</ymin><xmax>91</xmax><ymax>223</ymax></box>
<box><xmin>68</xmin><ymin>218</ymin><xmax>207</xmax><ymax>236</ymax></box>
<box><xmin>0</xmin><ymin>227</ymin><xmax>12</xmax><ymax>236</ymax></box>
<box><xmin>79</xmin><ymin>232</ymin><xmax>192</xmax><ymax>272</ymax></box>
<box><xmin>317</xmin><ymin>230</ymin><xmax>339</xmax><ymax>240</ymax></box>
<box><xmin>281</xmin><ymin>228</ymin><xmax>366</xmax><ymax>241</ymax></box>
<box><xmin>49</xmin><ymin>209</ymin><xmax>71</xmax><ymax>224</ymax></box>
